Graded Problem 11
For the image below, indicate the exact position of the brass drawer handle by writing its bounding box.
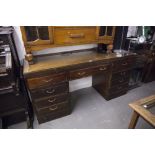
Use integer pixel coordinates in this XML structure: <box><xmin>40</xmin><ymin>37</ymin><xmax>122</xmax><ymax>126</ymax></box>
<box><xmin>122</xmin><ymin>62</ymin><xmax>128</xmax><ymax>66</ymax></box>
<box><xmin>46</xmin><ymin>89</ymin><xmax>55</xmax><ymax>94</ymax></box>
<box><xmin>99</xmin><ymin>67</ymin><xmax>106</xmax><ymax>71</ymax></box>
<box><xmin>77</xmin><ymin>72</ymin><xmax>86</xmax><ymax>76</ymax></box>
<box><xmin>49</xmin><ymin>105</ymin><xmax>58</xmax><ymax>111</ymax></box>
<box><xmin>48</xmin><ymin>98</ymin><xmax>56</xmax><ymax>103</ymax></box>
<box><xmin>69</xmin><ymin>33</ymin><xmax>85</xmax><ymax>38</ymax></box>
<box><xmin>43</xmin><ymin>79</ymin><xmax>53</xmax><ymax>83</ymax></box>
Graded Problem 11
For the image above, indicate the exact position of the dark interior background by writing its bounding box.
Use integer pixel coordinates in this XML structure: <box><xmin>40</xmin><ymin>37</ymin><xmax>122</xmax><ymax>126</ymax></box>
<box><xmin>113</xmin><ymin>26</ymin><xmax>128</xmax><ymax>50</ymax></box>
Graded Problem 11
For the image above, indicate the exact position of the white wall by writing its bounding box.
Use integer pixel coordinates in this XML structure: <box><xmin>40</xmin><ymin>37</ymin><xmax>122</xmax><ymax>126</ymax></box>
<box><xmin>13</xmin><ymin>26</ymin><xmax>26</xmax><ymax>64</ymax></box>
<box><xmin>13</xmin><ymin>26</ymin><xmax>97</xmax><ymax>92</ymax></box>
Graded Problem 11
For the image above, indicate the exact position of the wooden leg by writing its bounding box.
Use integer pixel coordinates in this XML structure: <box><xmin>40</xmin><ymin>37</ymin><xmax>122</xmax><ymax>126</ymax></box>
<box><xmin>128</xmin><ymin>111</ymin><xmax>139</xmax><ymax>129</ymax></box>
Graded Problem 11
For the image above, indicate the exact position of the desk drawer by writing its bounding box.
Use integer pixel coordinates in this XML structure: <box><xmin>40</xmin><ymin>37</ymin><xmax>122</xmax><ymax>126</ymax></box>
<box><xmin>36</xmin><ymin>101</ymin><xmax>69</xmax><ymax>116</ymax></box>
<box><xmin>111</xmin><ymin>76</ymin><xmax>130</xmax><ymax>86</ymax></box>
<box><xmin>27</xmin><ymin>72</ymin><xmax>67</xmax><ymax>89</ymax></box>
<box><xmin>54</xmin><ymin>27</ymin><xmax>96</xmax><ymax>45</ymax></box>
<box><xmin>37</xmin><ymin>107</ymin><xmax>71</xmax><ymax>124</ymax></box>
<box><xmin>109</xmin><ymin>82</ymin><xmax>129</xmax><ymax>94</ymax></box>
<box><xmin>34</xmin><ymin>93</ymin><xmax>69</xmax><ymax>109</ymax></box>
<box><xmin>31</xmin><ymin>82</ymin><xmax>69</xmax><ymax>99</ymax></box>
<box><xmin>111</xmin><ymin>70</ymin><xmax>130</xmax><ymax>81</ymax></box>
<box><xmin>112</xmin><ymin>59</ymin><xmax>133</xmax><ymax>72</ymax></box>
<box><xmin>70</xmin><ymin>64</ymin><xmax>109</xmax><ymax>80</ymax></box>
<box><xmin>111</xmin><ymin>70</ymin><xmax>130</xmax><ymax>86</ymax></box>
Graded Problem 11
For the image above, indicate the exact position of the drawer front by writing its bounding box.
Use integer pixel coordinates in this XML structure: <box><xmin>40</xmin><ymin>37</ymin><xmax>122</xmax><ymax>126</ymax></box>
<box><xmin>109</xmin><ymin>83</ymin><xmax>129</xmax><ymax>94</ymax></box>
<box><xmin>112</xmin><ymin>59</ymin><xmax>133</xmax><ymax>72</ymax></box>
<box><xmin>70</xmin><ymin>64</ymin><xmax>109</xmax><ymax>80</ymax></box>
<box><xmin>37</xmin><ymin>108</ymin><xmax>71</xmax><ymax>124</ymax></box>
<box><xmin>111</xmin><ymin>70</ymin><xmax>131</xmax><ymax>86</ymax></box>
<box><xmin>111</xmin><ymin>76</ymin><xmax>130</xmax><ymax>86</ymax></box>
<box><xmin>34</xmin><ymin>93</ymin><xmax>69</xmax><ymax>109</ymax></box>
<box><xmin>111</xmin><ymin>70</ymin><xmax>130</xmax><ymax>81</ymax></box>
<box><xmin>27</xmin><ymin>72</ymin><xmax>67</xmax><ymax>89</ymax></box>
<box><xmin>31</xmin><ymin>82</ymin><xmax>69</xmax><ymax>99</ymax></box>
<box><xmin>54</xmin><ymin>27</ymin><xmax>97</xmax><ymax>45</ymax></box>
<box><xmin>35</xmin><ymin>101</ymin><xmax>69</xmax><ymax>116</ymax></box>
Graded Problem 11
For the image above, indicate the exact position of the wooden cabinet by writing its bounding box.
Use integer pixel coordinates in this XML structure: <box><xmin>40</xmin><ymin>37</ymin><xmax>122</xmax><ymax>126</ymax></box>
<box><xmin>27</xmin><ymin>72</ymin><xmax>70</xmax><ymax>124</ymax></box>
<box><xmin>92</xmin><ymin>56</ymin><xmax>135</xmax><ymax>100</ymax></box>
<box><xmin>21</xmin><ymin>26</ymin><xmax>116</xmax><ymax>64</ymax></box>
<box><xmin>21</xmin><ymin>26</ymin><xmax>116</xmax><ymax>54</ymax></box>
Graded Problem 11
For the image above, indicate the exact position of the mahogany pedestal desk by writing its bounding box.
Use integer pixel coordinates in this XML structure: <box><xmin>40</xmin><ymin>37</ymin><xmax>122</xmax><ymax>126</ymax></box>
<box><xmin>23</xmin><ymin>50</ymin><xmax>136</xmax><ymax>124</ymax></box>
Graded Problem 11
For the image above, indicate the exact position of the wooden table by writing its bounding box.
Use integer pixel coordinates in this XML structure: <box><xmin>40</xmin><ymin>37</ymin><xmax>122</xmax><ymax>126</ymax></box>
<box><xmin>128</xmin><ymin>94</ymin><xmax>155</xmax><ymax>129</ymax></box>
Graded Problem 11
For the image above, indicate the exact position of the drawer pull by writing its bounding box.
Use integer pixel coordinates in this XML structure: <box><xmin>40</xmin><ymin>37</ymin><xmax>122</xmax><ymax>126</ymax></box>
<box><xmin>77</xmin><ymin>72</ymin><xmax>86</xmax><ymax>76</ymax></box>
<box><xmin>48</xmin><ymin>98</ymin><xmax>56</xmax><ymax>103</ymax></box>
<box><xmin>69</xmin><ymin>33</ymin><xmax>85</xmax><ymax>38</ymax></box>
<box><xmin>46</xmin><ymin>89</ymin><xmax>55</xmax><ymax>94</ymax></box>
<box><xmin>0</xmin><ymin>40</ymin><xmax>4</xmax><ymax>44</ymax></box>
<box><xmin>122</xmin><ymin>62</ymin><xmax>128</xmax><ymax>66</ymax></box>
<box><xmin>99</xmin><ymin>67</ymin><xmax>106</xmax><ymax>71</ymax></box>
<box><xmin>43</xmin><ymin>79</ymin><xmax>53</xmax><ymax>83</ymax></box>
<box><xmin>49</xmin><ymin>105</ymin><xmax>58</xmax><ymax>111</ymax></box>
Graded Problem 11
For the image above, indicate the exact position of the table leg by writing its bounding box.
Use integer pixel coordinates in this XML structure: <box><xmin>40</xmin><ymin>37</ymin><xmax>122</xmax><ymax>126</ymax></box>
<box><xmin>128</xmin><ymin>111</ymin><xmax>139</xmax><ymax>129</ymax></box>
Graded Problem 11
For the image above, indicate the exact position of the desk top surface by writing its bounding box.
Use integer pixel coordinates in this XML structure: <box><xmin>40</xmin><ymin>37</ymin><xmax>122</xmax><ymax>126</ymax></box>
<box><xmin>23</xmin><ymin>50</ymin><xmax>136</xmax><ymax>76</ymax></box>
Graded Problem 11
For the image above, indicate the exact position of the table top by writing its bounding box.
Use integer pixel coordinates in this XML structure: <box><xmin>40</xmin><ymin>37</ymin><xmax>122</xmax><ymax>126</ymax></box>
<box><xmin>23</xmin><ymin>50</ymin><xmax>136</xmax><ymax>76</ymax></box>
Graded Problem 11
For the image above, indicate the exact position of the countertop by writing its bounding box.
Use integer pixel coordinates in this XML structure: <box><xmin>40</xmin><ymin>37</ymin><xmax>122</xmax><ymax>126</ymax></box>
<box><xmin>23</xmin><ymin>50</ymin><xmax>136</xmax><ymax>76</ymax></box>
